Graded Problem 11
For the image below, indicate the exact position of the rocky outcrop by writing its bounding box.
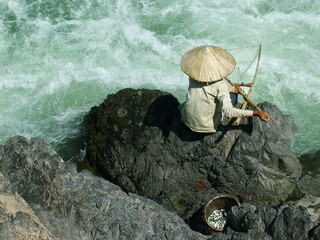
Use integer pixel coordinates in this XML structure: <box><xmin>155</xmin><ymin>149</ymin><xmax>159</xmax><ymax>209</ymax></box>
<box><xmin>0</xmin><ymin>85</ymin><xmax>319</xmax><ymax>239</ymax></box>
<box><xmin>226</xmin><ymin>196</ymin><xmax>320</xmax><ymax>240</ymax></box>
<box><xmin>84</xmin><ymin>88</ymin><xmax>302</xmax><ymax>220</ymax></box>
<box><xmin>0</xmin><ymin>136</ymin><xmax>210</xmax><ymax>240</ymax></box>
<box><xmin>1</xmin><ymin>137</ymin><xmax>319</xmax><ymax>240</ymax></box>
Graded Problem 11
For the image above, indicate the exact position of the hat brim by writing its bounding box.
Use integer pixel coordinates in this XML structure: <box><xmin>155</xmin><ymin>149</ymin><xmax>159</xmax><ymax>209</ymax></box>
<box><xmin>181</xmin><ymin>46</ymin><xmax>236</xmax><ymax>82</ymax></box>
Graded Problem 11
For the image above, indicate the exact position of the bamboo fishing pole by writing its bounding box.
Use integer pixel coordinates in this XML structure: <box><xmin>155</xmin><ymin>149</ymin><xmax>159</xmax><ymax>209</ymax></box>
<box><xmin>234</xmin><ymin>45</ymin><xmax>262</xmax><ymax>125</ymax></box>
<box><xmin>225</xmin><ymin>77</ymin><xmax>263</xmax><ymax>112</ymax></box>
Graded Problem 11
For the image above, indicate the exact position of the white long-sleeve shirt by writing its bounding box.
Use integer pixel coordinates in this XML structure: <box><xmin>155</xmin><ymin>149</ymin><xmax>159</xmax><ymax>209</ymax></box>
<box><xmin>179</xmin><ymin>78</ymin><xmax>253</xmax><ymax>133</ymax></box>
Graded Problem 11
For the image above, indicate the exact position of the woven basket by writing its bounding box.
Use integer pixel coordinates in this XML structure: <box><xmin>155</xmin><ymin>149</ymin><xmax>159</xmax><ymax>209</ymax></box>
<box><xmin>204</xmin><ymin>195</ymin><xmax>240</xmax><ymax>231</ymax></box>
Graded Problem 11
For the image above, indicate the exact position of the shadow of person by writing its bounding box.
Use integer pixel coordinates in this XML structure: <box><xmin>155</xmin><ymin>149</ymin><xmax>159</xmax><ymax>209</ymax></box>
<box><xmin>143</xmin><ymin>94</ymin><xmax>180</xmax><ymax>139</ymax></box>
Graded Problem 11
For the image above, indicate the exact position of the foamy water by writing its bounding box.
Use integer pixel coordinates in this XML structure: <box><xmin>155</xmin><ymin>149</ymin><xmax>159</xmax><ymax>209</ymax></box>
<box><xmin>0</xmin><ymin>0</ymin><xmax>319</xmax><ymax>156</ymax></box>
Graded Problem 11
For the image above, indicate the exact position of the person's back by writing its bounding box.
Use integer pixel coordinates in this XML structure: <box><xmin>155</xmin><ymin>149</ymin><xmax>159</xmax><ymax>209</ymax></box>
<box><xmin>180</xmin><ymin>78</ymin><xmax>253</xmax><ymax>132</ymax></box>
<box><xmin>179</xmin><ymin>45</ymin><xmax>269</xmax><ymax>133</ymax></box>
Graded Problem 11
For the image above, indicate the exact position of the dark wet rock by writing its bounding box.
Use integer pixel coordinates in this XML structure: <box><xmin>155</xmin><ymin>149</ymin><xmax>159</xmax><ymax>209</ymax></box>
<box><xmin>84</xmin><ymin>88</ymin><xmax>302</xmax><ymax>220</ymax></box>
<box><xmin>0</xmin><ymin>114</ymin><xmax>318</xmax><ymax>239</ymax></box>
<box><xmin>299</xmin><ymin>150</ymin><xmax>320</xmax><ymax>175</ymax></box>
<box><xmin>1</xmin><ymin>88</ymin><xmax>315</xmax><ymax>240</ymax></box>
<box><xmin>226</xmin><ymin>195</ymin><xmax>320</xmax><ymax>240</ymax></box>
<box><xmin>298</xmin><ymin>150</ymin><xmax>320</xmax><ymax>197</ymax></box>
<box><xmin>0</xmin><ymin>136</ymin><xmax>211</xmax><ymax>240</ymax></box>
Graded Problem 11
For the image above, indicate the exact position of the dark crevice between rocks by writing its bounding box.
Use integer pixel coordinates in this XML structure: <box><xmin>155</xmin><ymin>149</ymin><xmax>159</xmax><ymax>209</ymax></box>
<box><xmin>54</xmin><ymin>118</ymin><xmax>102</xmax><ymax>176</ymax></box>
<box><xmin>295</xmin><ymin>149</ymin><xmax>320</xmax><ymax>203</ymax></box>
<box><xmin>186</xmin><ymin>206</ymin><xmax>219</xmax><ymax>236</ymax></box>
<box><xmin>309</xmin><ymin>225</ymin><xmax>320</xmax><ymax>239</ymax></box>
<box><xmin>298</xmin><ymin>150</ymin><xmax>320</xmax><ymax>177</ymax></box>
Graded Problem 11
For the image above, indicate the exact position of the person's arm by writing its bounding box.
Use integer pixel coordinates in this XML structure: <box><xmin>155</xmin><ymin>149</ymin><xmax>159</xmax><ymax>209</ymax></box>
<box><xmin>217</xmin><ymin>83</ymin><xmax>253</xmax><ymax>118</ymax></box>
<box><xmin>218</xmin><ymin>82</ymin><xmax>270</xmax><ymax>122</ymax></box>
<box><xmin>234</xmin><ymin>85</ymin><xmax>270</xmax><ymax>122</ymax></box>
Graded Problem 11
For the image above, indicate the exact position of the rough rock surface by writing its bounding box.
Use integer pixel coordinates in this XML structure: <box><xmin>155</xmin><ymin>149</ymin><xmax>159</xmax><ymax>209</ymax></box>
<box><xmin>1</xmin><ymin>137</ymin><xmax>319</xmax><ymax>240</ymax></box>
<box><xmin>0</xmin><ymin>85</ymin><xmax>319</xmax><ymax>239</ymax></box>
<box><xmin>298</xmin><ymin>150</ymin><xmax>320</xmax><ymax>197</ymax></box>
<box><xmin>84</xmin><ymin>88</ymin><xmax>302</xmax><ymax>220</ymax></box>
<box><xmin>226</xmin><ymin>196</ymin><xmax>320</xmax><ymax>240</ymax></box>
<box><xmin>0</xmin><ymin>172</ymin><xmax>55</xmax><ymax>239</ymax></box>
<box><xmin>0</xmin><ymin>136</ymin><xmax>210</xmax><ymax>240</ymax></box>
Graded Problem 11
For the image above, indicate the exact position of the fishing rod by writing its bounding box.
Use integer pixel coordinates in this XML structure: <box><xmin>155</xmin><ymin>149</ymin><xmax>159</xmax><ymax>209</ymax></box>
<box><xmin>225</xmin><ymin>77</ymin><xmax>263</xmax><ymax>112</ymax></box>
<box><xmin>234</xmin><ymin>45</ymin><xmax>262</xmax><ymax>125</ymax></box>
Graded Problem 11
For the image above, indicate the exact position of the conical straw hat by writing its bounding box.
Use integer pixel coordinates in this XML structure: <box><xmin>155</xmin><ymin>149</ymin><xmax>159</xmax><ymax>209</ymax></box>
<box><xmin>180</xmin><ymin>46</ymin><xmax>236</xmax><ymax>82</ymax></box>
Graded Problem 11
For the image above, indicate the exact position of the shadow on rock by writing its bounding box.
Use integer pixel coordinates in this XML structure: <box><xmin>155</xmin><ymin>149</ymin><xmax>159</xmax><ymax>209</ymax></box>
<box><xmin>82</xmin><ymin>88</ymin><xmax>303</xmax><ymax>228</ymax></box>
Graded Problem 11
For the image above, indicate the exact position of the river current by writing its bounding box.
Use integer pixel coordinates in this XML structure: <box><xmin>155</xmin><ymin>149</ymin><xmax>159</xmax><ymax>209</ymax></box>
<box><xmin>0</xmin><ymin>0</ymin><xmax>319</xmax><ymax>156</ymax></box>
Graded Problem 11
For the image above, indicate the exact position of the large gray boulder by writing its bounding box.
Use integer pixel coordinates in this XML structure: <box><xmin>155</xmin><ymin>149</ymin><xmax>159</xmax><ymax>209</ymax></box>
<box><xmin>0</xmin><ymin>172</ymin><xmax>55</xmax><ymax>239</ymax></box>
<box><xmin>0</xmin><ymin>122</ymin><xmax>318</xmax><ymax>239</ymax></box>
<box><xmin>84</xmin><ymin>88</ymin><xmax>302</xmax><ymax>220</ymax></box>
<box><xmin>0</xmin><ymin>136</ymin><xmax>210</xmax><ymax>240</ymax></box>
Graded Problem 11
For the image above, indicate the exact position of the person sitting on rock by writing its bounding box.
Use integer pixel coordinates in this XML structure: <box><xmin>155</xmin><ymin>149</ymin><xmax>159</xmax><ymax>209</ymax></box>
<box><xmin>179</xmin><ymin>45</ymin><xmax>270</xmax><ymax>133</ymax></box>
